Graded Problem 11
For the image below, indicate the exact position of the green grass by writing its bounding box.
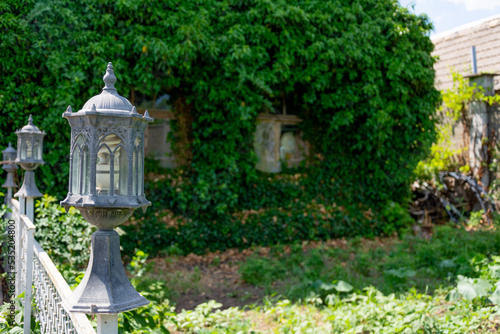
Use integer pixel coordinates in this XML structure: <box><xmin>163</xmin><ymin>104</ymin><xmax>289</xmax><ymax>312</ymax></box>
<box><xmin>113</xmin><ymin>224</ymin><xmax>500</xmax><ymax>333</ymax></box>
<box><xmin>239</xmin><ymin>225</ymin><xmax>500</xmax><ymax>299</ymax></box>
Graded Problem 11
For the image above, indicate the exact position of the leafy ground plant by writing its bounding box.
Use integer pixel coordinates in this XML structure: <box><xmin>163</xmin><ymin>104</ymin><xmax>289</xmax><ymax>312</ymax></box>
<box><xmin>117</xmin><ymin>225</ymin><xmax>500</xmax><ymax>333</ymax></box>
<box><xmin>238</xmin><ymin>224</ymin><xmax>500</xmax><ymax>298</ymax></box>
<box><xmin>118</xmin><ymin>287</ymin><xmax>499</xmax><ymax>333</ymax></box>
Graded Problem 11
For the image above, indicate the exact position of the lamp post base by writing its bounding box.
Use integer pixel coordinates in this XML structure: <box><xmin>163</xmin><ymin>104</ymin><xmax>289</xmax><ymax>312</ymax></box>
<box><xmin>64</xmin><ymin>230</ymin><xmax>149</xmax><ymax>313</ymax></box>
<box><xmin>14</xmin><ymin>170</ymin><xmax>42</xmax><ymax>198</ymax></box>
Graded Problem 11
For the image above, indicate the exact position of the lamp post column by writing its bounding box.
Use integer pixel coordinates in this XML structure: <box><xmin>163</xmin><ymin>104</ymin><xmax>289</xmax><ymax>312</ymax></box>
<box><xmin>97</xmin><ymin>314</ymin><xmax>118</xmax><ymax>334</ymax></box>
<box><xmin>12</xmin><ymin>115</ymin><xmax>44</xmax><ymax>334</ymax></box>
<box><xmin>13</xmin><ymin>114</ymin><xmax>45</xmax><ymax>217</ymax></box>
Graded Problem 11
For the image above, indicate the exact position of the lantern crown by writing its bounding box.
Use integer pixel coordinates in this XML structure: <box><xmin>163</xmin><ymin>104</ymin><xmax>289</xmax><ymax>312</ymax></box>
<box><xmin>66</xmin><ymin>62</ymin><xmax>150</xmax><ymax>117</ymax></box>
<box><xmin>17</xmin><ymin>115</ymin><xmax>44</xmax><ymax>135</ymax></box>
<box><xmin>2</xmin><ymin>142</ymin><xmax>16</xmax><ymax>156</ymax></box>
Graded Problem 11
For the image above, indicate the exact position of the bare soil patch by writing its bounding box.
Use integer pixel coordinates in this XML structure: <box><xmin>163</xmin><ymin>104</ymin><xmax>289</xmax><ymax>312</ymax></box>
<box><xmin>148</xmin><ymin>247</ymin><xmax>264</xmax><ymax>311</ymax></box>
<box><xmin>146</xmin><ymin>236</ymin><xmax>399</xmax><ymax>311</ymax></box>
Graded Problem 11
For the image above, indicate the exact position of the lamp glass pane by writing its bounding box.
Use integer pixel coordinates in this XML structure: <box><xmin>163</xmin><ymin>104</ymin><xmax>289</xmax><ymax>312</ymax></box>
<box><xmin>97</xmin><ymin>134</ymin><xmax>122</xmax><ymax>196</ymax></box>
<box><xmin>117</xmin><ymin>145</ymin><xmax>128</xmax><ymax>195</ymax></box>
<box><xmin>132</xmin><ymin>148</ymin><xmax>137</xmax><ymax>196</ymax></box>
<box><xmin>139</xmin><ymin>146</ymin><xmax>143</xmax><ymax>196</ymax></box>
<box><xmin>33</xmin><ymin>140</ymin><xmax>40</xmax><ymax>160</ymax></box>
<box><xmin>71</xmin><ymin>135</ymin><xmax>85</xmax><ymax>194</ymax></box>
<box><xmin>71</xmin><ymin>147</ymin><xmax>81</xmax><ymax>194</ymax></box>
<box><xmin>97</xmin><ymin>143</ymin><xmax>112</xmax><ymax>195</ymax></box>
<box><xmin>26</xmin><ymin>139</ymin><xmax>32</xmax><ymax>159</ymax></box>
<box><xmin>133</xmin><ymin>137</ymin><xmax>141</xmax><ymax>196</ymax></box>
<box><xmin>82</xmin><ymin>147</ymin><xmax>90</xmax><ymax>195</ymax></box>
<box><xmin>21</xmin><ymin>142</ymin><xmax>28</xmax><ymax>160</ymax></box>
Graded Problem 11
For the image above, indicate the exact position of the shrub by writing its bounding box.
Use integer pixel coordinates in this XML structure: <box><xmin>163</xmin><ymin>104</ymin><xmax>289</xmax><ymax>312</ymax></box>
<box><xmin>122</xmin><ymin>170</ymin><xmax>415</xmax><ymax>255</ymax></box>
<box><xmin>34</xmin><ymin>195</ymin><xmax>94</xmax><ymax>269</ymax></box>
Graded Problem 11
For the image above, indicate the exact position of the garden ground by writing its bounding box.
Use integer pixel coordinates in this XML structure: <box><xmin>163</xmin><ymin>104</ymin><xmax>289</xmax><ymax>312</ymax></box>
<box><xmin>148</xmin><ymin>236</ymin><xmax>396</xmax><ymax>311</ymax></box>
<box><xmin>120</xmin><ymin>224</ymin><xmax>500</xmax><ymax>333</ymax></box>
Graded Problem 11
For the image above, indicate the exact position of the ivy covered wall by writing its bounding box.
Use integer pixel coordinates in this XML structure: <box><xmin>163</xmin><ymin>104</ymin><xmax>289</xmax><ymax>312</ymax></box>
<box><xmin>0</xmin><ymin>0</ymin><xmax>440</xmax><ymax>254</ymax></box>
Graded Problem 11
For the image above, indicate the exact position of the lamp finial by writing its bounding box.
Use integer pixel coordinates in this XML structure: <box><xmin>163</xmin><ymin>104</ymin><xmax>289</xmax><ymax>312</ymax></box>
<box><xmin>103</xmin><ymin>62</ymin><xmax>117</xmax><ymax>91</ymax></box>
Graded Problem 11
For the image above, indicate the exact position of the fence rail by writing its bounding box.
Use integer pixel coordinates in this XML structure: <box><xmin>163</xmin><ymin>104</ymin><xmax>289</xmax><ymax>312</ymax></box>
<box><xmin>33</xmin><ymin>239</ymin><xmax>95</xmax><ymax>334</ymax></box>
<box><xmin>9</xmin><ymin>198</ymin><xmax>96</xmax><ymax>334</ymax></box>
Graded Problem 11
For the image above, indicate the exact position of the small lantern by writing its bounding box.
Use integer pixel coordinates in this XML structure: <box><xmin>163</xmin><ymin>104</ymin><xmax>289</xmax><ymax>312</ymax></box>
<box><xmin>2</xmin><ymin>142</ymin><xmax>17</xmax><ymax>173</ymax></box>
<box><xmin>14</xmin><ymin>116</ymin><xmax>45</xmax><ymax>198</ymax></box>
<box><xmin>2</xmin><ymin>143</ymin><xmax>18</xmax><ymax>204</ymax></box>
<box><xmin>61</xmin><ymin>62</ymin><xmax>153</xmax><ymax>313</ymax></box>
<box><xmin>15</xmin><ymin>115</ymin><xmax>45</xmax><ymax>171</ymax></box>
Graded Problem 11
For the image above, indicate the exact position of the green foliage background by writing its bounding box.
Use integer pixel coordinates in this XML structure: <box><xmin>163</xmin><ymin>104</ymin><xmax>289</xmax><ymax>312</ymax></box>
<box><xmin>0</xmin><ymin>0</ymin><xmax>439</xmax><ymax>254</ymax></box>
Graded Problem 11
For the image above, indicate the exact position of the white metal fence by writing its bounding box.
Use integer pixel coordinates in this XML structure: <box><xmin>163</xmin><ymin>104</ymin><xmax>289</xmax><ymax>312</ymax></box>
<box><xmin>9</xmin><ymin>197</ymin><xmax>96</xmax><ymax>334</ymax></box>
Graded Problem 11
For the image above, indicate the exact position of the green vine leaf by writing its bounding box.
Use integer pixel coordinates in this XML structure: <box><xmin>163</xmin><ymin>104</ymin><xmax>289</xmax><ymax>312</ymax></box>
<box><xmin>456</xmin><ymin>275</ymin><xmax>492</xmax><ymax>300</ymax></box>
